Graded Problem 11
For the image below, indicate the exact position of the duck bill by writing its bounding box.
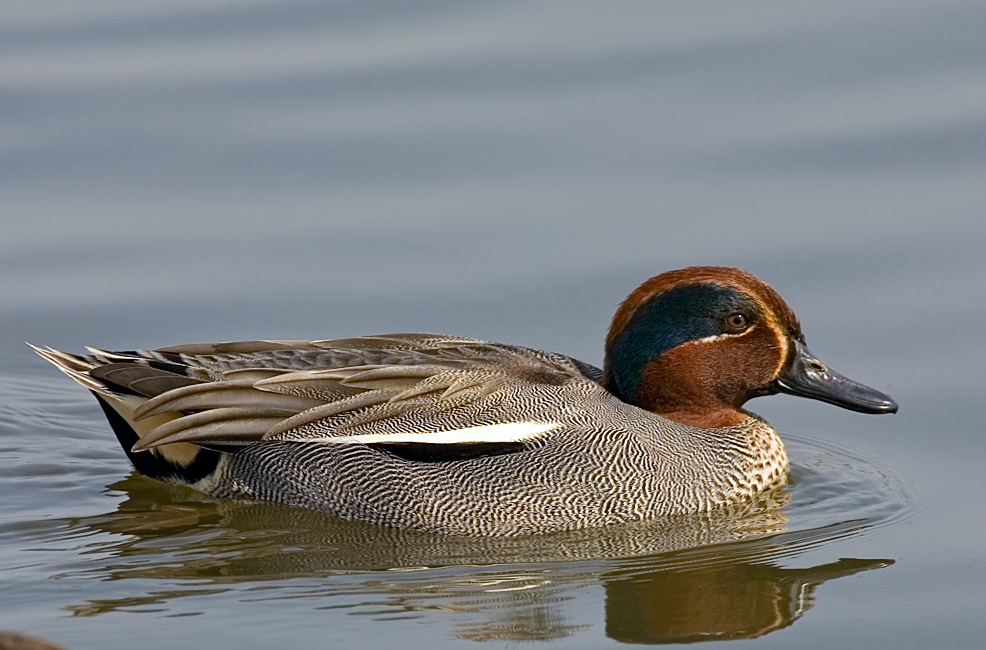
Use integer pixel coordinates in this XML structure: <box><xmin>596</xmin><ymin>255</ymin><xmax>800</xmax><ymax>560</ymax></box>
<box><xmin>773</xmin><ymin>340</ymin><xmax>898</xmax><ymax>414</ymax></box>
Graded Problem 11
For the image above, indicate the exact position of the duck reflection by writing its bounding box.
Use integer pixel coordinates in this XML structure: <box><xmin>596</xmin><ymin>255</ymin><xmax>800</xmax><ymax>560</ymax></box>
<box><xmin>604</xmin><ymin>557</ymin><xmax>889</xmax><ymax>643</ymax></box>
<box><xmin>62</xmin><ymin>475</ymin><xmax>891</xmax><ymax>643</ymax></box>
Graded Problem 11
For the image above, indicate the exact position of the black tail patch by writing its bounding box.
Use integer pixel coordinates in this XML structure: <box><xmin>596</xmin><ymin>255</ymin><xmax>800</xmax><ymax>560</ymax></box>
<box><xmin>94</xmin><ymin>393</ymin><xmax>221</xmax><ymax>484</ymax></box>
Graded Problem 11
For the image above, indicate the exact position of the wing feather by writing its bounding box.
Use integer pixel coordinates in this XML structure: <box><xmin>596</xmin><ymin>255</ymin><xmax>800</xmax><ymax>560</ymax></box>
<box><xmin>36</xmin><ymin>334</ymin><xmax>598</xmax><ymax>463</ymax></box>
<box><xmin>133</xmin><ymin>380</ymin><xmax>323</xmax><ymax>421</ymax></box>
<box><xmin>131</xmin><ymin>408</ymin><xmax>298</xmax><ymax>451</ymax></box>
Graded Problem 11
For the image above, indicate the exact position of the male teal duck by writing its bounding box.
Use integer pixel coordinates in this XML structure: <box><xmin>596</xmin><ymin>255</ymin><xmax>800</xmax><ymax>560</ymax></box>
<box><xmin>33</xmin><ymin>267</ymin><xmax>897</xmax><ymax>536</ymax></box>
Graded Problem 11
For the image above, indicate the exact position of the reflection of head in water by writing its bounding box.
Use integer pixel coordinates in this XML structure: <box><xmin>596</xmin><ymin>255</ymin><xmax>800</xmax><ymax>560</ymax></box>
<box><xmin>605</xmin><ymin>557</ymin><xmax>891</xmax><ymax>643</ymax></box>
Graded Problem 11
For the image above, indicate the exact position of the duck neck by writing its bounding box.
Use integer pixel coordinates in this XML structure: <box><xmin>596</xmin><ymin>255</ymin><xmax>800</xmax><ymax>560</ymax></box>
<box><xmin>604</xmin><ymin>352</ymin><xmax>750</xmax><ymax>429</ymax></box>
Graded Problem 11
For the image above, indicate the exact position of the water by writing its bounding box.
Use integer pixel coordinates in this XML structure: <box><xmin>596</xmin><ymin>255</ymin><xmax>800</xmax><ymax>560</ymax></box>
<box><xmin>2</xmin><ymin>1</ymin><xmax>985</xmax><ymax>647</ymax></box>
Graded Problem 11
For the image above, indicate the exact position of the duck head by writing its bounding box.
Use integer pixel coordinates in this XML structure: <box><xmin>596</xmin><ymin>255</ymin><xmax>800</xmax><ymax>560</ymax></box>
<box><xmin>602</xmin><ymin>267</ymin><xmax>898</xmax><ymax>428</ymax></box>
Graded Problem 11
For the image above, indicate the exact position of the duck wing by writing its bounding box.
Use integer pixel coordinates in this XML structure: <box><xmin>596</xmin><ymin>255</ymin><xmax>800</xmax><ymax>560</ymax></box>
<box><xmin>37</xmin><ymin>334</ymin><xmax>600</xmax><ymax>463</ymax></box>
<box><xmin>149</xmin><ymin>333</ymin><xmax>600</xmax><ymax>382</ymax></box>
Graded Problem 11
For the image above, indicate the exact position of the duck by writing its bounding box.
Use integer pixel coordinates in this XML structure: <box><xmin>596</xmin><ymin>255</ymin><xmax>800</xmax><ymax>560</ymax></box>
<box><xmin>33</xmin><ymin>266</ymin><xmax>897</xmax><ymax>536</ymax></box>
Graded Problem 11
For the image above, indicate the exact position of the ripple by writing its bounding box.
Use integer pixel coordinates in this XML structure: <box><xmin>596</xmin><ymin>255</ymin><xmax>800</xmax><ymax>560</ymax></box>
<box><xmin>784</xmin><ymin>429</ymin><xmax>919</xmax><ymax>536</ymax></box>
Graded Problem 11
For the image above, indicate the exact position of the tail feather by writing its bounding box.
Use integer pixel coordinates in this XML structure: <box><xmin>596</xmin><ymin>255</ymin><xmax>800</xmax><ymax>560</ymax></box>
<box><xmin>30</xmin><ymin>343</ymin><xmax>221</xmax><ymax>484</ymax></box>
<box><xmin>29</xmin><ymin>344</ymin><xmax>108</xmax><ymax>393</ymax></box>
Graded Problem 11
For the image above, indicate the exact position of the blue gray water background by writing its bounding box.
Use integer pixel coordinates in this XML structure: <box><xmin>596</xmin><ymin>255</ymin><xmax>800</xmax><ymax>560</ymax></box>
<box><xmin>1</xmin><ymin>1</ymin><xmax>984</xmax><ymax>648</ymax></box>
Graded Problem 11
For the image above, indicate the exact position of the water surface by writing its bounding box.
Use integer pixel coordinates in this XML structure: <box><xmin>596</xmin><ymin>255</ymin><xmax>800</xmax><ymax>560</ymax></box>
<box><xmin>1</xmin><ymin>1</ymin><xmax>985</xmax><ymax>648</ymax></box>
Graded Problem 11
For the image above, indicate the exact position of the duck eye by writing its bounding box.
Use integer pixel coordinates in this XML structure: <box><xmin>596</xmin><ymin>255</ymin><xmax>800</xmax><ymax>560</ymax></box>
<box><xmin>725</xmin><ymin>312</ymin><xmax>749</xmax><ymax>332</ymax></box>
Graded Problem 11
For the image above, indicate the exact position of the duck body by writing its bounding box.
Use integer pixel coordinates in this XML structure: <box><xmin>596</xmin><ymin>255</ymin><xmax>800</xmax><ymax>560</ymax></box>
<box><xmin>205</xmin><ymin>340</ymin><xmax>788</xmax><ymax>535</ymax></box>
<box><xmin>34</xmin><ymin>267</ymin><xmax>897</xmax><ymax>536</ymax></box>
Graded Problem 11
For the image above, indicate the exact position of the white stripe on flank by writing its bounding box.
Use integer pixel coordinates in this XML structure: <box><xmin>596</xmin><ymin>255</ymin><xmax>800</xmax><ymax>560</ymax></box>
<box><xmin>309</xmin><ymin>421</ymin><xmax>563</xmax><ymax>445</ymax></box>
